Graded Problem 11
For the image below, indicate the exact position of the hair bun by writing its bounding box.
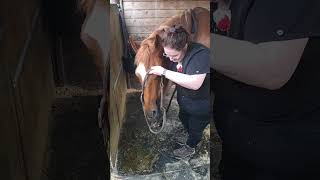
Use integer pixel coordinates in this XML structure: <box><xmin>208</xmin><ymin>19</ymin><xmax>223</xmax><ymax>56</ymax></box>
<box><xmin>168</xmin><ymin>24</ymin><xmax>184</xmax><ymax>33</ymax></box>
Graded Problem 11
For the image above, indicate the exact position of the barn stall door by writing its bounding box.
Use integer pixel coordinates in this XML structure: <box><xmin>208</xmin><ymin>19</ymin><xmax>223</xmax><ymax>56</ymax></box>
<box><xmin>47</xmin><ymin>0</ymin><xmax>103</xmax><ymax>89</ymax></box>
<box><xmin>0</xmin><ymin>0</ymin><xmax>54</xmax><ymax>180</ymax></box>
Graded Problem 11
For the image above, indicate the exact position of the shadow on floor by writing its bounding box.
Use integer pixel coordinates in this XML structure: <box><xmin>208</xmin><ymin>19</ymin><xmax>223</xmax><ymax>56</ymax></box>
<box><xmin>44</xmin><ymin>96</ymin><xmax>109</xmax><ymax>180</ymax></box>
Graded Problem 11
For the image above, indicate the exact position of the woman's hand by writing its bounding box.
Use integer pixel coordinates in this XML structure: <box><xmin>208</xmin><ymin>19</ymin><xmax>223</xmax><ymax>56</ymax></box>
<box><xmin>149</xmin><ymin>66</ymin><xmax>166</xmax><ymax>76</ymax></box>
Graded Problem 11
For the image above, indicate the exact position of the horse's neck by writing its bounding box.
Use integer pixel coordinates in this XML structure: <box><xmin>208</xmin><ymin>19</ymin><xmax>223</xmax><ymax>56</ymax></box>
<box><xmin>182</xmin><ymin>9</ymin><xmax>193</xmax><ymax>35</ymax></box>
<box><xmin>158</xmin><ymin>10</ymin><xmax>193</xmax><ymax>35</ymax></box>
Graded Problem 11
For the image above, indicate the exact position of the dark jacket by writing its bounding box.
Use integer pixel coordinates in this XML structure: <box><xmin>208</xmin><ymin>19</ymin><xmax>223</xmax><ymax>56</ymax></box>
<box><xmin>177</xmin><ymin>42</ymin><xmax>210</xmax><ymax>100</ymax></box>
<box><xmin>171</xmin><ymin>42</ymin><xmax>211</xmax><ymax>115</ymax></box>
<box><xmin>212</xmin><ymin>0</ymin><xmax>320</xmax><ymax>178</ymax></box>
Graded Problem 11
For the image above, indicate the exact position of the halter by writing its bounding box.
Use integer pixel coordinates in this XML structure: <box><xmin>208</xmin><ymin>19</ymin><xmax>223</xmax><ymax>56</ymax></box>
<box><xmin>140</xmin><ymin>69</ymin><xmax>176</xmax><ymax>134</ymax></box>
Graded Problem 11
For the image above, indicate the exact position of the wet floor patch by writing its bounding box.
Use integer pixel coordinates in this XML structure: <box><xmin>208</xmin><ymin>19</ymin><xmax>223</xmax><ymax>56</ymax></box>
<box><xmin>112</xmin><ymin>90</ymin><xmax>221</xmax><ymax>179</ymax></box>
<box><xmin>43</xmin><ymin>96</ymin><xmax>109</xmax><ymax>180</ymax></box>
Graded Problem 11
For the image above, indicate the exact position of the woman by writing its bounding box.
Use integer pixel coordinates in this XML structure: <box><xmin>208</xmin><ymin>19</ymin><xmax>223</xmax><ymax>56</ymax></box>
<box><xmin>149</xmin><ymin>25</ymin><xmax>211</xmax><ymax>159</ymax></box>
<box><xmin>212</xmin><ymin>0</ymin><xmax>320</xmax><ymax>179</ymax></box>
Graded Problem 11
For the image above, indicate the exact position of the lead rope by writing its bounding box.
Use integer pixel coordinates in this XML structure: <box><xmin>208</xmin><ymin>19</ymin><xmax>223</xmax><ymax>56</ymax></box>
<box><xmin>158</xmin><ymin>76</ymin><xmax>166</xmax><ymax>134</ymax></box>
<box><xmin>141</xmin><ymin>71</ymin><xmax>170</xmax><ymax>134</ymax></box>
<box><xmin>166</xmin><ymin>87</ymin><xmax>176</xmax><ymax>114</ymax></box>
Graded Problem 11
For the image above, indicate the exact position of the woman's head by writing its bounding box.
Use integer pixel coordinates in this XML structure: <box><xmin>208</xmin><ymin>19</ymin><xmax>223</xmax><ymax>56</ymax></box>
<box><xmin>162</xmin><ymin>25</ymin><xmax>190</xmax><ymax>62</ymax></box>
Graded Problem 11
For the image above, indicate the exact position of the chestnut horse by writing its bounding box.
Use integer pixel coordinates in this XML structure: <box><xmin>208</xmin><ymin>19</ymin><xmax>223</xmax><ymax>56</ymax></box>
<box><xmin>134</xmin><ymin>7</ymin><xmax>210</xmax><ymax>133</ymax></box>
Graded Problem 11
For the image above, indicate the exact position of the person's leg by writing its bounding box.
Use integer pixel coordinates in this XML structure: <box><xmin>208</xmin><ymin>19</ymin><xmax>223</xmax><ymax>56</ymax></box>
<box><xmin>171</xmin><ymin>110</ymin><xmax>190</xmax><ymax>145</ymax></box>
<box><xmin>174</xmin><ymin>98</ymin><xmax>210</xmax><ymax>158</ymax></box>
<box><xmin>173</xmin><ymin>114</ymin><xmax>209</xmax><ymax>159</ymax></box>
<box><xmin>186</xmin><ymin>114</ymin><xmax>210</xmax><ymax>148</ymax></box>
<box><xmin>179</xmin><ymin>110</ymin><xmax>189</xmax><ymax>132</ymax></box>
<box><xmin>173</xmin><ymin>113</ymin><xmax>194</xmax><ymax>159</ymax></box>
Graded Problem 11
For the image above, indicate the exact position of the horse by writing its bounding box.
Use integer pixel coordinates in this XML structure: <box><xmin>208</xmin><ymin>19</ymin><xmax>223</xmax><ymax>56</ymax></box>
<box><xmin>134</xmin><ymin>7</ymin><xmax>210</xmax><ymax>133</ymax></box>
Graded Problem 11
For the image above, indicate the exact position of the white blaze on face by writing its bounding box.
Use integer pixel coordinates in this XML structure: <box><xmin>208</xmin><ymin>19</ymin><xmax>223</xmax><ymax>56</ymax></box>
<box><xmin>135</xmin><ymin>63</ymin><xmax>147</xmax><ymax>82</ymax></box>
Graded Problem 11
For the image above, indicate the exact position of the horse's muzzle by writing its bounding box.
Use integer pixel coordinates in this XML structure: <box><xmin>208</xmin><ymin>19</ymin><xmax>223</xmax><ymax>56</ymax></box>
<box><xmin>145</xmin><ymin>109</ymin><xmax>159</xmax><ymax>120</ymax></box>
<box><xmin>143</xmin><ymin>105</ymin><xmax>166</xmax><ymax>134</ymax></box>
<box><xmin>146</xmin><ymin>107</ymin><xmax>163</xmax><ymax>128</ymax></box>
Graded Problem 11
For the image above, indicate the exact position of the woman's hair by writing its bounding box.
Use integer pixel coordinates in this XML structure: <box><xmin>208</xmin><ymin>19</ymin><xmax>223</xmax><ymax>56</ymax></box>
<box><xmin>162</xmin><ymin>25</ymin><xmax>190</xmax><ymax>51</ymax></box>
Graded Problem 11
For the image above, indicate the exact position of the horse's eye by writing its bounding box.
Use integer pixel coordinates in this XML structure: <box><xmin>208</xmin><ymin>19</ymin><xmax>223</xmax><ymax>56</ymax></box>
<box><xmin>162</xmin><ymin>52</ymin><xmax>169</xmax><ymax>58</ymax></box>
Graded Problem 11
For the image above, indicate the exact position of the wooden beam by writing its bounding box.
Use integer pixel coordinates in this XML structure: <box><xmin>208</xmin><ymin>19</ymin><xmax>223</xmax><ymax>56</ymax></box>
<box><xmin>123</xmin><ymin>1</ymin><xmax>209</xmax><ymax>10</ymax></box>
<box><xmin>125</xmin><ymin>17</ymin><xmax>168</xmax><ymax>26</ymax></box>
<box><xmin>127</xmin><ymin>26</ymin><xmax>157</xmax><ymax>33</ymax></box>
<box><xmin>124</xmin><ymin>9</ymin><xmax>185</xmax><ymax>19</ymax></box>
<box><xmin>129</xmin><ymin>33</ymin><xmax>150</xmax><ymax>41</ymax></box>
<box><xmin>123</xmin><ymin>0</ymin><xmax>197</xmax><ymax>1</ymax></box>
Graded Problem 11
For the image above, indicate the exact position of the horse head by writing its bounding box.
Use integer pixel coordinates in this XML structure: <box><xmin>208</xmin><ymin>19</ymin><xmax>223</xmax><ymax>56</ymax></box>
<box><xmin>134</xmin><ymin>31</ymin><xmax>170</xmax><ymax>125</ymax></box>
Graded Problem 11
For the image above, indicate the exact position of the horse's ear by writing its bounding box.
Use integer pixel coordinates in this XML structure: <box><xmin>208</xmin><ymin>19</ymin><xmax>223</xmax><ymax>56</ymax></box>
<box><xmin>157</xmin><ymin>28</ymin><xmax>167</xmax><ymax>40</ymax></box>
<box><xmin>129</xmin><ymin>35</ymin><xmax>140</xmax><ymax>53</ymax></box>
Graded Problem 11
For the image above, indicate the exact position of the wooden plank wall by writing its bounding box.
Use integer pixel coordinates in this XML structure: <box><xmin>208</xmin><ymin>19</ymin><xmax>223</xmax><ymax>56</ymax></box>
<box><xmin>122</xmin><ymin>0</ymin><xmax>210</xmax><ymax>43</ymax></box>
<box><xmin>109</xmin><ymin>4</ymin><xmax>127</xmax><ymax>167</ymax></box>
<box><xmin>0</xmin><ymin>0</ymin><xmax>54</xmax><ymax>179</ymax></box>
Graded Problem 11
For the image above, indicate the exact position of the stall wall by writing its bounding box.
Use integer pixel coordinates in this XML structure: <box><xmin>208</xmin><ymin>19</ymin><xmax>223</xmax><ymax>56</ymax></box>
<box><xmin>0</xmin><ymin>0</ymin><xmax>54</xmax><ymax>180</ymax></box>
<box><xmin>122</xmin><ymin>0</ymin><xmax>210</xmax><ymax>43</ymax></box>
<box><xmin>109</xmin><ymin>4</ymin><xmax>127</xmax><ymax>167</ymax></box>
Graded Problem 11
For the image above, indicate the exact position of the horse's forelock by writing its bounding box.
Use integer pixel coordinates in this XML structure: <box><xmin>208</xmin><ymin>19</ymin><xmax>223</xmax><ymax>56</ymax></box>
<box><xmin>135</xmin><ymin>36</ymin><xmax>158</xmax><ymax>66</ymax></box>
<box><xmin>135</xmin><ymin>43</ymin><xmax>151</xmax><ymax>68</ymax></box>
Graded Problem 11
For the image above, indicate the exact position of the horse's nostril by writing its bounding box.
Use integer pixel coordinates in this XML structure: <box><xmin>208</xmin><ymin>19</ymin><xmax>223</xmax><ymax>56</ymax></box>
<box><xmin>152</xmin><ymin>110</ymin><xmax>157</xmax><ymax>117</ymax></box>
<box><xmin>146</xmin><ymin>114</ymin><xmax>152</xmax><ymax>119</ymax></box>
<box><xmin>146</xmin><ymin>110</ymin><xmax>157</xmax><ymax>119</ymax></box>
<box><xmin>146</xmin><ymin>111</ymin><xmax>153</xmax><ymax>119</ymax></box>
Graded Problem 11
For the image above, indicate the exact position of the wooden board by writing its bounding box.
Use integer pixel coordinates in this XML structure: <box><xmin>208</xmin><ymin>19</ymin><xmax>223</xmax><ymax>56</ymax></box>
<box><xmin>128</xmin><ymin>33</ymin><xmax>150</xmax><ymax>41</ymax></box>
<box><xmin>109</xmin><ymin>4</ymin><xmax>127</xmax><ymax>168</ymax></box>
<box><xmin>123</xmin><ymin>1</ymin><xmax>209</xmax><ymax>10</ymax></box>
<box><xmin>123</xmin><ymin>0</ymin><xmax>210</xmax><ymax>42</ymax></box>
<box><xmin>127</xmin><ymin>26</ymin><xmax>158</xmax><ymax>33</ymax></box>
<box><xmin>125</xmin><ymin>17</ymin><xmax>168</xmax><ymax>26</ymax></box>
<box><xmin>124</xmin><ymin>9</ymin><xmax>185</xmax><ymax>18</ymax></box>
<box><xmin>123</xmin><ymin>0</ymin><xmax>197</xmax><ymax>1</ymax></box>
